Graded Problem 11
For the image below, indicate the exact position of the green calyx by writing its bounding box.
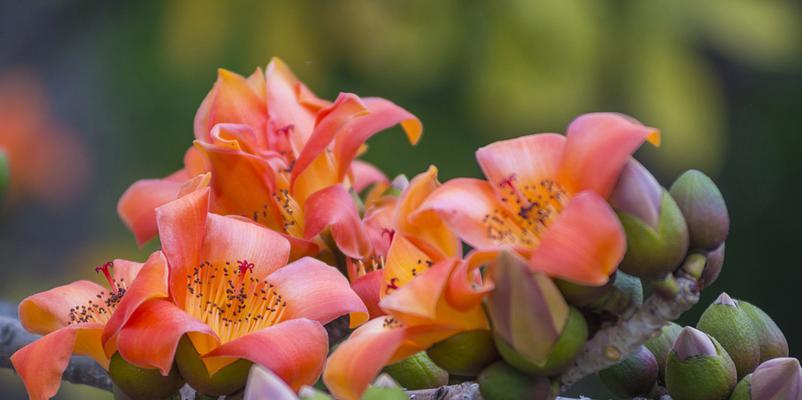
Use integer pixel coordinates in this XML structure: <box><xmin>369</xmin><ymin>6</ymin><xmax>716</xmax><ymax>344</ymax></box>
<box><xmin>558</xmin><ymin>271</ymin><xmax>643</xmax><ymax>315</ymax></box>
<box><xmin>739</xmin><ymin>301</ymin><xmax>789</xmax><ymax>363</ymax></box>
<box><xmin>666</xmin><ymin>334</ymin><xmax>736</xmax><ymax>400</ymax></box>
<box><xmin>361</xmin><ymin>386</ymin><xmax>408</xmax><ymax>400</ymax></box>
<box><xmin>599</xmin><ymin>346</ymin><xmax>658</xmax><ymax>398</ymax></box>
<box><xmin>729</xmin><ymin>374</ymin><xmax>752</xmax><ymax>400</ymax></box>
<box><xmin>644</xmin><ymin>322</ymin><xmax>682</xmax><ymax>384</ymax></box>
<box><xmin>618</xmin><ymin>190</ymin><xmax>689</xmax><ymax>280</ymax></box>
<box><xmin>108</xmin><ymin>353</ymin><xmax>184</xmax><ymax>400</ymax></box>
<box><xmin>427</xmin><ymin>330</ymin><xmax>500</xmax><ymax>376</ymax></box>
<box><xmin>495</xmin><ymin>307</ymin><xmax>588</xmax><ymax>377</ymax></box>
<box><xmin>477</xmin><ymin>361</ymin><xmax>555</xmax><ymax>400</ymax></box>
<box><xmin>669</xmin><ymin>169</ymin><xmax>729</xmax><ymax>251</ymax></box>
<box><xmin>697</xmin><ymin>294</ymin><xmax>761</xmax><ymax>379</ymax></box>
<box><xmin>175</xmin><ymin>335</ymin><xmax>252</xmax><ymax>396</ymax></box>
<box><xmin>382</xmin><ymin>351</ymin><xmax>448</xmax><ymax>390</ymax></box>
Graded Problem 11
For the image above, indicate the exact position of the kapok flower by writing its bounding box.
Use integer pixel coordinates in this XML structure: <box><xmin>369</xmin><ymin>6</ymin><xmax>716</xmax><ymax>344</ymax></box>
<box><xmin>419</xmin><ymin>113</ymin><xmax>660</xmax><ymax>285</ymax></box>
<box><xmin>347</xmin><ymin>166</ymin><xmax>461</xmax><ymax>321</ymax></box>
<box><xmin>11</xmin><ymin>253</ymin><xmax>169</xmax><ymax>400</ymax></box>
<box><xmin>324</xmin><ymin>241</ymin><xmax>492</xmax><ymax>400</ymax></box>
<box><xmin>110</xmin><ymin>183</ymin><xmax>367</xmax><ymax>394</ymax></box>
<box><xmin>118</xmin><ymin>58</ymin><xmax>421</xmax><ymax>262</ymax></box>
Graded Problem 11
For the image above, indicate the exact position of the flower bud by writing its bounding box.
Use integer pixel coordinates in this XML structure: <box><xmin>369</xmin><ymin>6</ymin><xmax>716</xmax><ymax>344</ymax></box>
<box><xmin>175</xmin><ymin>335</ymin><xmax>252</xmax><ymax>396</ymax></box>
<box><xmin>666</xmin><ymin>327</ymin><xmax>736</xmax><ymax>400</ymax></box>
<box><xmin>699</xmin><ymin>243</ymin><xmax>725</xmax><ymax>288</ymax></box>
<box><xmin>244</xmin><ymin>365</ymin><xmax>297</xmax><ymax>400</ymax></box>
<box><xmin>599</xmin><ymin>346</ymin><xmax>658</xmax><ymax>398</ymax></box>
<box><xmin>382</xmin><ymin>351</ymin><xmax>448</xmax><ymax>390</ymax></box>
<box><xmin>0</xmin><ymin>150</ymin><xmax>8</xmax><ymax>202</ymax></box>
<box><xmin>669</xmin><ymin>170</ymin><xmax>729</xmax><ymax>250</ymax></box>
<box><xmin>644</xmin><ymin>321</ymin><xmax>682</xmax><ymax>384</ymax></box>
<box><xmin>731</xmin><ymin>358</ymin><xmax>802</xmax><ymax>400</ymax></box>
<box><xmin>739</xmin><ymin>300</ymin><xmax>789</xmax><ymax>362</ymax></box>
<box><xmin>487</xmin><ymin>252</ymin><xmax>587</xmax><ymax>376</ymax></box>
<box><xmin>697</xmin><ymin>293</ymin><xmax>761</xmax><ymax>379</ymax></box>
<box><xmin>612</xmin><ymin>161</ymin><xmax>689</xmax><ymax>280</ymax></box>
<box><xmin>427</xmin><ymin>330</ymin><xmax>500</xmax><ymax>376</ymax></box>
<box><xmin>108</xmin><ymin>352</ymin><xmax>184</xmax><ymax>400</ymax></box>
<box><xmin>557</xmin><ymin>271</ymin><xmax>643</xmax><ymax>315</ymax></box>
<box><xmin>477</xmin><ymin>361</ymin><xmax>555</xmax><ymax>400</ymax></box>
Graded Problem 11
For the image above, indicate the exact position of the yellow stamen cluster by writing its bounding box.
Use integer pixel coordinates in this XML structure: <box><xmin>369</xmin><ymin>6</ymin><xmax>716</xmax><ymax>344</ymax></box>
<box><xmin>67</xmin><ymin>279</ymin><xmax>127</xmax><ymax>325</ymax></box>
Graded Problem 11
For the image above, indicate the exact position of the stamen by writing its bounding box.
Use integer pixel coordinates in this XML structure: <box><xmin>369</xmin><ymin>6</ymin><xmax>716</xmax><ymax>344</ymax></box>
<box><xmin>95</xmin><ymin>261</ymin><xmax>116</xmax><ymax>293</ymax></box>
<box><xmin>237</xmin><ymin>260</ymin><xmax>254</xmax><ymax>275</ymax></box>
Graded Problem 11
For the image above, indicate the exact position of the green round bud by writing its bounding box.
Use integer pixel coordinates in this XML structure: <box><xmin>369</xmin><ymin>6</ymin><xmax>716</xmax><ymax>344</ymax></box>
<box><xmin>666</xmin><ymin>328</ymin><xmax>737</xmax><ymax>400</ymax></box>
<box><xmin>697</xmin><ymin>293</ymin><xmax>761</xmax><ymax>379</ymax></box>
<box><xmin>599</xmin><ymin>345</ymin><xmax>658</xmax><ymax>398</ymax></box>
<box><xmin>175</xmin><ymin>335</ymin><xmax>252</xmax><ymax>396</ymax></box>
<box><xmin>729</xmin><ymin>374</ymin><xmax>752</xmax><ymax>400</ymax></box>
<box><xmin>478</xmin><ymin>361</ymin><xmax>554</xmax><ymax>400</ymax></box>
<box><xmin>739</xmin><ymin>301</ymin><xmax>789</xmax><ymax>363</ymax></box>
<box><xmin>382</xmin><ymin>351</ymin><xmax>448</xmax><ymax>390</ymax></box>
<box><xmin>557</xmin><ymin>272</ymin><xmax>643</xmax><ymax>315</ymax></box>
<box><xmin>699</xmin><ymin>243</ymin><xmax>725</xmax><ymax>288</ymax></box>
<box><xmin>361</xmin><ymin>386</ymin><xmax>409</xmax><ymax>400</ymax></box>
<box><xmin>108</xmin><ymin>353</ymin><xmax>184</xmax><ymax>400</ymax></box>
<box><xmin>644</xmin><ymin>322</ymin><xmax>682</xmax><ymax>384</ymax></box>
<box><xmin>618</xmin><ymin>190</ymin><xmax>689</xmax><ymax>280</ymax></box>
<box><xmin>495</xmin><ymin>308</ymin><xmax>587</xmax><ymax>377</ymax></box>
<box><xmin>427</xmin><ymin>330</ymin><xmax>499</xmax><ymax>376</ymax></box>
<box><xmin>669</xmin><ymin>170</ymin><xmax>729</xmax><ymax>251</ymax></box>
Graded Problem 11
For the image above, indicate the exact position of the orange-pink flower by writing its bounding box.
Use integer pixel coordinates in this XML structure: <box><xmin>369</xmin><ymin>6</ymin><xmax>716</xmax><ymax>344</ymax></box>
<box><xmin>419</xmin><ymin>113</ymin><xmax>660</xmax><ymax>286</ymax></box>
<box><xmin>108</xmin><ymin>180</ymin><xmax>367</xmax><ymax>391</ymax></box>
<box><xmin>118</xmin><ymin>58</ymin><xmax>421</xmax><ymax>262</ymax></box>
<box><xmin>11</xmin><ymin>253</ymin><xmax>168</xmax><ymax>400</ymax></box>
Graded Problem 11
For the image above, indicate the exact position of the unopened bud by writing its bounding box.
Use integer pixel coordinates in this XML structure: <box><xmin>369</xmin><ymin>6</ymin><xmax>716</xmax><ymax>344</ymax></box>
<box><xmin>697</xmin><ymin>293</ymin><xmax>761</xmax><ymax>379</ymax></box>
<box><xmin>244</xmin><ymin>365</ymin><xmax>297</xmax><ymax>400</ymax></box>
<box><xmin>478</xmin><ymin>361</ymin><xmax>555</xmax><ymax>400</ymax></box>
<box><xmin>666</xmin><ymin>327</ymin><xmax>736</xmax><ymax>400</ymax></box>
<box><xmin>699</xmin><ymin>243</ymin><xmax>725</xmax><ymax>288</ymax></box>
<box><xmin>739</xmin><ymin>300</ymin><xmax>789</xmax><ymax>362</ymax></box>
<box><xmin>382</xmin><ymin>351</ymin><xmax>448</xmax><ymax>390</ymax></box>
<box><xmin>611</xmin><ymin>159</ymin><xmax>662</xmax><ymax>229</ymax></box>
<box><xmin>109</xmin><ymin>353</ymin><xmax>184</xmax><ymax>400</ymax></box>
<box><xmin>669</xmin><ymin>170</ymin><xmax>729</xmax><ymax>250</ymax></box>
<box><xmin>557</xmin><ymin>271</ymin><xmax>643</xmax><ymax>315</ymax></box>
<box><xmin>599</xmin><ymin>346</ymin><xmax>658</xmax><ymax>397</ymax></box>
<box><xmin>427</xmin><ymin>330</ymin><xmax>500</xmax><ymax>376</ymax></box>
<box><xmin>731</xmin><ymin>358</ymin><xmax>802</xmax><ymax>400</ymax></box>
<box><xmin>175</xmin><ymin>335</ymin><xmax>252</xmax><ymax>396</ymax></box>
<box><xmin>644</xmin><ymin>322</ymin><xmax>682</xmax><ymax>383</ymax></box>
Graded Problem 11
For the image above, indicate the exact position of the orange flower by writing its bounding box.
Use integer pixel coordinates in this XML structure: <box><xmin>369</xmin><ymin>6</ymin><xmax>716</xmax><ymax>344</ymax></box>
<box><xmin>118</xmin><ymin>58</ymin><xmax>421</xmax><ymax>262</ymax></box>
<box><xmin>10</xmin><ymin>253</ymin><xmax>169</xmax><ymax>400</ymax></box>
<box><xmin>110</xmin><ymin>182</ymin><xmax>367</xmax><ymax>392</ymax></box>
<box><xmin>0</xmin><ymin>70</ymin><xmax>89</xmax><ymax>207</ymax></box>
<box><xmin>419</xmin><ymin>113</ymin><xmax>660</xmax><ymax>286</ymax></box>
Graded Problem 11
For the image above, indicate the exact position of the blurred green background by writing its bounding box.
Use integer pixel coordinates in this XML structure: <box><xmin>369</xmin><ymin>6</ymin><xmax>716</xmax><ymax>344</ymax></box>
<box><xmin>0</xmin><ymin>0</ymin><xmax>800</xmax><ymax>398</ymax></box>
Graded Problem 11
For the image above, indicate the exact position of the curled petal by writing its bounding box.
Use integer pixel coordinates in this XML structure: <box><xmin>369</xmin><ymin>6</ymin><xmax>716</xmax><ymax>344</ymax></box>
<box><xmin>118</xmin><ymin>178</ymin><xmax>184</xmax><ymax>245</ymax></box>
<box><xmin>117</xmin><ymin>299</ymin><xmax>216</xmax><ymax>375</ymax></box>
<box><xmin>351</xmin><ymin>160</ymin><xmax>389</xmax><ymax>193</ymax></box>
<box><xmin>446</xmin><ymin>250</ymin><xmax>498</xmax><ymax>311</ymax></box>
<box><xmin>529</xmin><ymin>191</ymin><xmax>626</xmax><ymax>286</ymax></box>
<box><xmin>19</xmin><ymin>280</ymin><xmax>106</xmax><ymax>335</ymax></box>
<box><xmin>204</xmin><ymin>319</ymin><xmax>328</xmax><ymax>391</ymax></box>
<box><xmin>201</xmin><ymin>214</ymin><xmax>290</xmax><ymax>279</ymax></box>
<box><xmin>265</xmin><ymin>257</ymin><xmax>367</xmax><ymax>325</ymax></box>
<box><xmin>559</xmin><ymin>112</ymin><xmax>660</xmax><ymax>198</ymax></box>
<box><xmin>303</xmin><ymin>184</ymin><xmax>371</xmax><ymax>259</ymax></box>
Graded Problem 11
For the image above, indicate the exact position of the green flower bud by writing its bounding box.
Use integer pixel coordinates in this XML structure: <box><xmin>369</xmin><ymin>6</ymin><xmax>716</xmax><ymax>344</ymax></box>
<box><xmin>730</xmin><ymin>358</ymin><xmax>802</xmax><ymax>400</ymax></box>
<box><xmin>108</xmin><ymin>353</ymin><xmax>184</xmax><ymax>400</ymax></box>
<box><xmin>175</xmin><ymin>335</ymin><xmax>252</xmax><ymax>396</ymax></box>
<box><xmin>666</xmin><ymin>327</ymin><xmax>736</xmax><ymax>400</ymax></box>
<box><xmin>617</xmin><ymin>190</ymin><xmax>689</xmax><ymax>280</ymax></box>
<box><xmin>669</xmin><ymin>170</ymin><xmax>729</xmax><ymax>251</ymax></box>
<box><xmin>556</xmin><ymin>271</ymin><xmax>643</xmax><ymax>316</ymax></box>
<box><xmin>427</xmin><ymin>330</ymin><xmax>499</xmax><ymax>376</ymax></box>
<box><xmin>644</xmin><ymin>321</ymin><xmax>682</xmax><ymax>384</ymax></box>
<box><xmin>739</xmin><ymin>300</ymin><xmax>789</xmax><ymax>363</ymax></box>
<box><xmin>599</xmin><ymin>345</ymin><xmax>658</xmax><ymax>398</ymax></box>
<box><xmin>494</xmin><ymin>307</ymin><xmax>587</xmax><ymax>377</ymax></box>
<box><xmin>382</xmin><ymin>175</ymin><xmax>410</xmax><ymax>198</ymax></box>
<box><xmin>699</xmin><ymin>243</ymin><xmax>725</xmax><ymax>288</ymax></box>
<box><xmin>478</xmin><ymin>361</ymin><xmax>555</xmax><ymax>400</ymax></box>
<box><xmin>729</xmin><ymin>374</ymin><xmax>752</xmax><ymax>400</ymax></box>
<box><xmin>697</xmin><ymin>293</ymin><xmax>761</xmax><ymax>379</ymax></box>
<box><xmin>0</xmin><ymin>150</ymin><xmax>8</xmax><ymax>202</ymax></box>
<box><xmin>382</xmin><ymin>351</ymin><xmax>448</xmax><ymax>390</ymax></box>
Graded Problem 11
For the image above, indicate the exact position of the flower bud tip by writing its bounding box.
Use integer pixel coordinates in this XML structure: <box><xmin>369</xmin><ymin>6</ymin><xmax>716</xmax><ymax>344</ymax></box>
<box><xmin>673</xmin><ymin>327</ymin><xmax>717</xmax><ymax>361</ymax></box>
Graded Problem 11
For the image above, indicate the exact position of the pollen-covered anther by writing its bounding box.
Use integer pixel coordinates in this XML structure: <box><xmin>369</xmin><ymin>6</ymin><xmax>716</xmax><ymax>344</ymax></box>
<box><xmin>68</xmin><ymin>262</ymin><xmax>127</xmax><ymax>325</ymax></box>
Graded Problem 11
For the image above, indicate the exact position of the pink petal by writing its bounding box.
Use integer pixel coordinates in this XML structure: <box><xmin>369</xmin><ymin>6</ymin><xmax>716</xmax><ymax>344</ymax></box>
<box><xmin>303</xmin><ymin>184</ymin><xmax>371</xmax><ymax>259</ymax></box>
<box><xmin>118</xmin><ymin>178</ymin><xmax>184</xmax><ymax>246</ymax></box>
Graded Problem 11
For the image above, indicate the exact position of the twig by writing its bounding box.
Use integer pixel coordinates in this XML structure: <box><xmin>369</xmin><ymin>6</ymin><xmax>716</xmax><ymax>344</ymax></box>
<box><xmin>560</xmin><ymin>274</ymin><xmax>700</xmax><ymax>389</ymax></box>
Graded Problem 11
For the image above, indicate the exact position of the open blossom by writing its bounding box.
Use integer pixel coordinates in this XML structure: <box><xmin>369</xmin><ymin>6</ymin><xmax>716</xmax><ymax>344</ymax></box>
<box><xmin>11</xmin><ymin>253</ymin><xmax>168</xmax><ymax>400</ymax></box>
<box><xmin>118</xmin><ymin>58</ymin><xmax>421</xmax><ymax>262</ymax></box>
<box><xmin>108</xmin><ymin>180</ymin><xmax>367</xmax><ymax>393</ymax></box>
<box><xmin>420</xmin><ymin>113</ymin><xmax>660</xmax><ymax>285</ymax></box>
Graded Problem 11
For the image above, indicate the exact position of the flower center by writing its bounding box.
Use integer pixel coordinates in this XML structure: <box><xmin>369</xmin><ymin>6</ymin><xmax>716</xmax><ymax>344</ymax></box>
<box><xmin>67</xmin><ymin>262</ymin><xmax>127</xmax><ymax>325</ymax></box>
<box><xmin>184</xmin><ymin>260</ymin><xmax>286</xmax><ymax>343</ymax></box>
<box><xmin>485</xmin><ymin>175</ymin><xmax>568</xmax><ymax>247</ymax></box>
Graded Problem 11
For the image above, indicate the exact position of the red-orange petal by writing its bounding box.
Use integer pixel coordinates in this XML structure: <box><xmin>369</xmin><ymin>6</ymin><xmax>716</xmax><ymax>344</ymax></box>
<box><xmin>194</xmin><ymin>69</ymin><xmax>267</xmax><ymax>142</ymax></box>
<box><xmin>529</xmin><ymin>191</ymin><xmax>626</xmax><ymax>286</ymax></box>
<box><xmin>117</xmin><ymin>299</ymin><xmax>216</xmax><ymax>375</ymax></box>
<box><xmin>380</xmin><ymin>258</ymin><xmax>453</xmax><ymax>321</ymax></box>
<box><xmin>350</xmin><ymin>270</ymin><xmax>385</xmax><ymax>323</ymax></box>
<box><xmin>118</xmin><ymin>178</ymin><xmax>184</xmax><ymax>246</ymax></box>
<box><xmin>18</xmin><ymin>280</ymin><xmax>106</xmax><ymax>335</ymax></box>
<box><xmin>265</xmin><ymin>257</ymin><xmax>367</xmax><ymax>325</ymax></box>
<box><xmin>445</xmin><ymin>249</ymin><xmax>497</xmax><ymax>311</ymax></box>
<box><xmin>265</xmin><ymin>57</ymin><xmax>321</xmax><ymax>153</ymax></box>
<box><xmin>303</xmin><ymin>184</ymin><xmax>371</xmax><ymax>259</ymax></box>
<box><xmin>350</xmin><ymin>160</ymin><xmax>389</xmax><ymax>193</ymax></box>
<box><xmin>203</xmin><ymin>319</ymin><xmax>328</xmax><ymax>391</ymax></box>
<box><xmin>558</xmin><ymin>112</ymin><xmax>660</xmax><ymax>198</ymax></box>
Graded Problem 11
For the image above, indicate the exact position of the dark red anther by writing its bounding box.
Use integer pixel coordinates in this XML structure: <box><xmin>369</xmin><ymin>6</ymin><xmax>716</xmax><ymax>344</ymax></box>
<box><xmin>95</xmin><ymin>261</ymin><xmax>116</xmax><ymax>292</ymax></box>
<box><xmin>498</xmin><ymin>174</ymin><xmax>518</xmax><ymax>191</ymax></box>
<box><xmin>237</xmin><ymin>260</ymin><xmax>255</xmax><ymax>275</ymax></box>
<box><xmin>385</xmin><ymin>277</ymin><xmax>400</xmax><ymax>294</ymax></box>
